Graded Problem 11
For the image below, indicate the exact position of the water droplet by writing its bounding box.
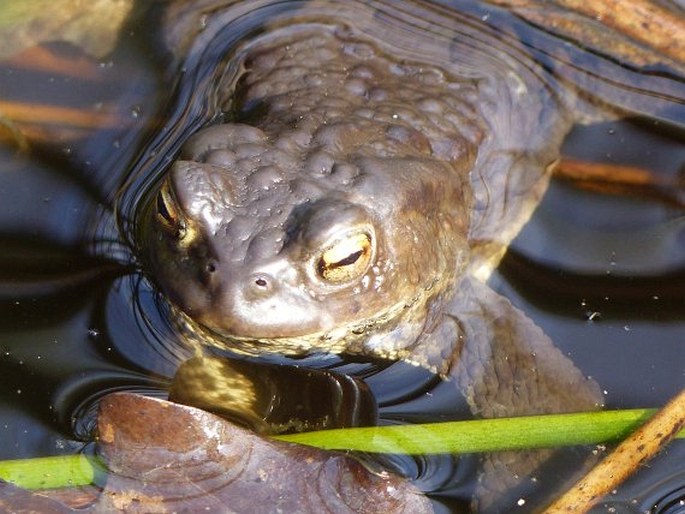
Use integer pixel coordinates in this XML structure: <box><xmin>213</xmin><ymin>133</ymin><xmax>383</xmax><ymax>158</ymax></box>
<box><xmin>586</xmin><ymin>311</ymin><xmax>601</xmax><ymax>321</ymax></box>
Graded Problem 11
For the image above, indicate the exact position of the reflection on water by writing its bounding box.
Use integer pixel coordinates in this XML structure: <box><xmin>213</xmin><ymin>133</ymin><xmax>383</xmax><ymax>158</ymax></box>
<box><xmin>597</xmin><ymin>465</ymin><xmax>685</xmax><ymax>513</ymax></box>
<box><xmin>0</xmin><ymin>19</ymin><xmax>166</xmax><ymax>460</ymax></box>
<box><xmin>644</xmin><ymin>476</ymin><xmax>685</xmax><ymax>514</ymax></box>
<box><xmin>0</xmin><ymin>1</ymin><xmax>683</xmax><ymax>512</ymax></box>
<box><xmin>493</xmin><ymin>118</ymin><xmax>685</xmax><ymax>512</ymax></box>
<box><xmin>169</xmin><ymin>354</ymin><xmax>378</xmax><ymax>433</ymax></box>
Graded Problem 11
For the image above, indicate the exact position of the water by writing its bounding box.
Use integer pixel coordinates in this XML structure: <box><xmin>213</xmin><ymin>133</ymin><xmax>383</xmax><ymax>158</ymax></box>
<box><xmin>496</xmin><ymin>118</ymin><xmax>685</xmax><ymax>513</ymax></box>
<box><xmin>0</xmin><ymin>18</ymin><xmax>168</xmax><ymax>459</ymax></box>
<box><xmin>0</xmin><ymin>1</ymin><xmax>683</xmax><ymax>512</ymax></box>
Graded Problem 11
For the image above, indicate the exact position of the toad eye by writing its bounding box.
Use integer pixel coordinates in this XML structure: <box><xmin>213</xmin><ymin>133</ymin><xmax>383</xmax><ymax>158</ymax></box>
<box><xmin>316</xmin><ymin>232</ymin><xmax>373</xmax><ymax>283</ymax></box>
<box><xmin>155</xmin><ymin>181</ymin><xmax>186</xmax><ymax>238</ymax></box>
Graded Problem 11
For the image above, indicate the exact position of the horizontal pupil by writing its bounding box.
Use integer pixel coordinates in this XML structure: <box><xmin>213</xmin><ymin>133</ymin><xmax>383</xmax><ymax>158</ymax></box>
<box><xmin>329</xmin><ymin>249</ymin><xmax>363</xmax><ymax>269</ymax></box>
<box><xmin>316</xmin><ymin>233</ymin><xmax>372</xmax><ymax>282</ymax></box>
<box><xmin>156</xmin><ymin>191</ymin><xmax>172</xmax><ymax>222</ymax></box>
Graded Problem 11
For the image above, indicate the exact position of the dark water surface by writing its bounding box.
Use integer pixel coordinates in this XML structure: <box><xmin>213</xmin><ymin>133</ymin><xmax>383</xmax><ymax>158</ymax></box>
<box><xmin>0</xmin><ymin>1</ymin><xmax>683</xmax><ymax>513</ymax></box>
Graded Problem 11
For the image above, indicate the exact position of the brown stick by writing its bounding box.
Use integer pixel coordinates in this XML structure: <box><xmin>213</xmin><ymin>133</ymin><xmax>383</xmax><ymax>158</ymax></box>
<box><xmin>4</xmin><ymin>45</ymin><xmax>101</xmax><ymax>80</ymax></box>
<box><xmin>556</xmin><ymin>158</ymin><xmax>667</xmax><ymax>187</ymax></box>
<box><xmin>556</xmin><ymin>0</ymin><xmax>685</xmax><ymax>64</ymax></box>
<box><xmin>543</xmin><ymin>389</ymin><xmax>685</xmax><ymax>514</ymax></box>
<box><xmin>0</xmin><ymin>100</ymin><xmax>128</xmax><ymax>147</ymax></box>
<box><xmin>0</xmin><ymin>101</ymin><xmax>121</xmax><ymax>129</ymax></box>
<box><xmin>555</xmin><ymin>158</ymin><xmax>685</xmax><ymax>209</ymax></box>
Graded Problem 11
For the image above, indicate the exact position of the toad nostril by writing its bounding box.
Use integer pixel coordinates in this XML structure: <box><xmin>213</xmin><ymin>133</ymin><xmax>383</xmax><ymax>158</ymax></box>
<box><xmin>243</xmin><ymin>273</ymin><xmax>276</xmax><ymax>301</ymax></box>
<box><xmin>252</xmin><ymin>274</ymin><xmax>271</xmax><ymax>290</ymax></box>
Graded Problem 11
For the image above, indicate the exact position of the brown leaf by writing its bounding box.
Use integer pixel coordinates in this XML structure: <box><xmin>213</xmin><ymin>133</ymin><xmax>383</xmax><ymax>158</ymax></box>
<box><xmin>0</xmin><ymin>0</ymin><xmax>134</xmax><ymax>60</ymax></box>
<box><xmin>1</xmin><ymin>393</ymin><xmax>431</xmax><ymax>512</ymax></box>
<box><xmin>94</xmin><ymin>393</ymin><xmax>432</xmax><ymax>513</ymax></box>
<box><xmin>0</xmin><ymin>482</ymin><xmax>84</xmax><ymax>513</ymax></box>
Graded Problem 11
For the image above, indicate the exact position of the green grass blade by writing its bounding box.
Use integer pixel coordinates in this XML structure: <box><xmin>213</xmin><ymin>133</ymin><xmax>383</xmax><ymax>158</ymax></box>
<box><xmin>276</xmin><ymin>408</ymin><xmax>683</xmax><ymax>454</ymax></box>
<box><xmin>0</xmin><ymin>408</ymin><xmax>683</xmax><ymax>490</ymax></box>
<box><xmin>0</xmin><ymin>454</ymin><xmax>102</xmax><ymax>490</ymax></box>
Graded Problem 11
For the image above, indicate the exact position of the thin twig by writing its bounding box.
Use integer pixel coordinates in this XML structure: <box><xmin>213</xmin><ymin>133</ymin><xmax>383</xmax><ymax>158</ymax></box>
<box><xmin>543</xmin><ymin>388</ymin><xmax>685</xmax><ymax>514</ymax></box>
<box><xmin>555</xmin><ymin>158</ymin><xmax>685</xmax><ymax>209</ymax></box>
<box><xmin>557</xmin><ymin>0</ymin><xmax>685</xmax><ymax>64</ymax></box>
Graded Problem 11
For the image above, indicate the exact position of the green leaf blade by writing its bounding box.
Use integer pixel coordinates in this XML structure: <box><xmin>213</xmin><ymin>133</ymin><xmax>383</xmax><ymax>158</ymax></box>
<box><xmin>1</xmin><ymin>408</ymin><xmax>683</xmax><ymax>491</ymax></box>
<box><xmin>274</xmin><ymin>409</ymin><xmax>662</xmax><ymax>454</ymax></box>
<box><xmin>0</xmin><ymin>454</ymin><xmax>99</xmax><ymax>490</ymax></box>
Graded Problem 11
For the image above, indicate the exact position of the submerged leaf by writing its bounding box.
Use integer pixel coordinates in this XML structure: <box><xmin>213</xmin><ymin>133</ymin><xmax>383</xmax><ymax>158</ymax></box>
<box><xmin>0</xmin><ymin>393</ymin><xmax>431</xmax><ymax>513</ymax></box>
<box><xmin>0</xmin><ymin>482</ymin><xmax>78</xmax><ymax>513</ymax></box>
<box><xmin>94</xmin><ymin>393</ymin><xmax>431</xmax><ymax>513</ymax></box>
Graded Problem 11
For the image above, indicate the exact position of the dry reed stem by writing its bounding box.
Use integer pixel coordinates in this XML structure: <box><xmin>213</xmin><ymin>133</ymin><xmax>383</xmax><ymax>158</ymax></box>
<box><xmin>543</xmin><ymin>389</ymin><xmax>685</xmax><ymax>513</ymax></box>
